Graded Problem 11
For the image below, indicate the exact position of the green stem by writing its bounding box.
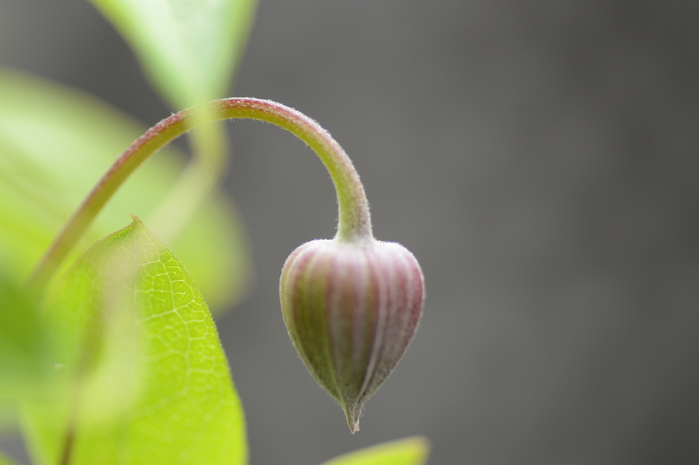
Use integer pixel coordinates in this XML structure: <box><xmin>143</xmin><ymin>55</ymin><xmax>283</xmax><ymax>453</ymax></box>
<box><xmin>30</xmin><ymin>98</ymin><xmax>373</xmax><ymax>289</ymax></box>
<box><xmin>147</xmin><ymin>122</ymin><xmax>228</xmax><ymax>245</ymax></box>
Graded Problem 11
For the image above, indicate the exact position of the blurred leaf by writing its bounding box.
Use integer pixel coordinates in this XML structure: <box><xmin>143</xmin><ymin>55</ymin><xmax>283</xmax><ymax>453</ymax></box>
<box><xmin>88</xmin><ymin>0</ymin><xmax>258</xmax><ymax>108</ymax></box>
<box><xmin>319</xmin><ymin>437</ymin><xmax>430</xmax><ymax>465</ymax></box>
<box><xmin>22</xmin><ymin>218</ymin><xmax>247</xmax><ymax>465</ymax></box>
<box><xmin>0</xmin><ymin>69</ymin><xmax>250</xmax><ymax>310</ymax></box>
<box><xmin>0</xmin><ymin>399</ymin><xmax>15</xmax><ymax>432</ymax></box>
<box><xmin>0</xmin><ymin>268</ymin><xmax>53</xmax><ymax>398</ymax></box>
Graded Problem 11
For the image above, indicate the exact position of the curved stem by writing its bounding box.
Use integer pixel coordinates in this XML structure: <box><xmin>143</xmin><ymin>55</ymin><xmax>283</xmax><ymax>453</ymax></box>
<box><xmin>30</xmin><ymin>98</ymin><xmax>373</xmax><ymax>289</ymax></box>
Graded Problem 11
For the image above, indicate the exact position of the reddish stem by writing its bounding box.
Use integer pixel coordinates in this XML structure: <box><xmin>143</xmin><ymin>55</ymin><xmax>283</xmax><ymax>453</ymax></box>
<box><xmin>30</xmin><ymin>98</ymin><xmax>372</xmax><ymax>289</ymax></box>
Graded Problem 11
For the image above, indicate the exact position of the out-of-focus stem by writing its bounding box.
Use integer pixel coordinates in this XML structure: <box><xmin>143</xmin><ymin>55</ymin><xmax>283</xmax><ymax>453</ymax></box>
<box><xmin>147</xmin><ymin>122</ymin><xmax>227</xmax><ymax>245</ymax></box>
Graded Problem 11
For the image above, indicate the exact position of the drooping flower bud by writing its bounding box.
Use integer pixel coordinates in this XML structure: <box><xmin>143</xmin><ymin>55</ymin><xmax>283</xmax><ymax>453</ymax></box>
<box><xmin>280</xmin><ymin>238</ymin><xmax>424</xmax><ymax>433</ymax></box>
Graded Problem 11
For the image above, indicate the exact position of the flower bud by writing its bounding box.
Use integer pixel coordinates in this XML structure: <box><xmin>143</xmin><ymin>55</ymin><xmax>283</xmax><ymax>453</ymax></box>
<box><xmin>280</xmin><ymin>238</ymin><xmax>424</xmax><ymax>433</ymax></box>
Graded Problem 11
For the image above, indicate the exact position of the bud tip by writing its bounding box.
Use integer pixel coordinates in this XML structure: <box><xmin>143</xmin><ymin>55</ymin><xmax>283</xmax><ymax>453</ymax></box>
<box><xmin>344</xmin><ymin>404</ymin><xmax>362</xmax><ymax>434</ymax></box>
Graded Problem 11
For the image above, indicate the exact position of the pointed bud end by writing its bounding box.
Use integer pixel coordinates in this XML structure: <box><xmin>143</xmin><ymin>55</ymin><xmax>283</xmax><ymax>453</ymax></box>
<box><xmin>343</xmin><ymin>402</ymin><xmax>363</xmax><ymax>434</ymax></box>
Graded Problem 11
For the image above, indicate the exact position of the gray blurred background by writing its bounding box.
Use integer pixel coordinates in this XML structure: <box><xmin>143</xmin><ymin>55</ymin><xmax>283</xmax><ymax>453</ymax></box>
<box><xmin>2</xmin><ymin>1</ymin><xmax>699</xmax><ymax>464</ymax></box>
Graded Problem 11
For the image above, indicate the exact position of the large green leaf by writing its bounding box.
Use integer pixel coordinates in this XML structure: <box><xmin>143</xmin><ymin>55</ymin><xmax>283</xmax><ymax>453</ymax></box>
<box><xmin>0</xmin><ymin>267</ymin><xmax>53</xmax><ymax>398</ymax></box>
<box><xmin>320</xmin><ymin>437</ymin><xmax>430</xmax><ymax>465</ymax></box>
<box><xmin>22</xmin><ymin>218</ymin><xmax>247</xmax><ymax>465</ymax></box>
<box><xmin>88</xmin><ymin>0</ymin><xmax>258</xmax><ymax>108</ymax></box>
<box><xmin>0</xmin><ymin>69</ymin><xmax>250</xmax><ymax>310</ymax></box>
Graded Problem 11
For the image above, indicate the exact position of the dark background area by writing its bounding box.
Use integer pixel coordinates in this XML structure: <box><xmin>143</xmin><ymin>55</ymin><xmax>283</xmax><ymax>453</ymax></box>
<box><xmin>2</xmin><ymin>1</ymin><xmax>699</xmax><ymax>464</ymax></box>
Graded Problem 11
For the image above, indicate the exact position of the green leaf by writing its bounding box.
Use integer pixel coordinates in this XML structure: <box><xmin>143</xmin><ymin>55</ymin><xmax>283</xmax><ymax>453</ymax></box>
<box><xmin>0</xmin><ymin>399</ymin><xmax>15</xmax><ymax>432</ymax></box>
<box><xmin>87</xmin><ymin>0</ymin><xmax>258</xmax><ymax>108</ymax></box>
<box><xmin>21</xmin><ymin>218</ymin><xmax>247</xmax><ymax>465</ymax></box>
<box><xmin>0</xmin><ymin>69</ymin><xmax>250</xmax><ymax>310</ymax></box>
<box><xmin>319</xmin><ymin>437</ymin><xmax>431</xmax><ymax>465</ymax></box>
<box><xmin>0</xmin><ymin>267</ymin><xmax>53</xmax><ymax>398</ymax></box>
